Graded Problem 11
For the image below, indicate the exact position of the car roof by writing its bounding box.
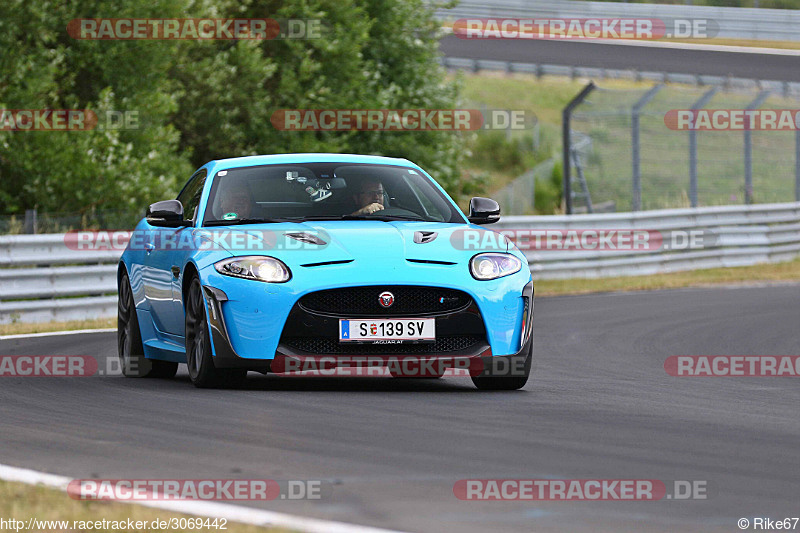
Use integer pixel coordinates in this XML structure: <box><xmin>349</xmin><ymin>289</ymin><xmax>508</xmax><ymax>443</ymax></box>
<box><xmin>206</xmin><ymin>153</ymin><xmax>417</xmax><ymax>173</ymax></box>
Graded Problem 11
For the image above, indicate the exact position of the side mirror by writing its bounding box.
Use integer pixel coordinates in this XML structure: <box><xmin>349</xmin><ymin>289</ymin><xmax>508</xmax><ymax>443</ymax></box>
<box><xmin>468</xmin><ymin>197</ymin><xmax>500</xmax><ymax>225</ymax></box>
<box><xmin>146</xmin><ymin>200</ymin><xmax>189</xmax><ymax>228</ymax></box>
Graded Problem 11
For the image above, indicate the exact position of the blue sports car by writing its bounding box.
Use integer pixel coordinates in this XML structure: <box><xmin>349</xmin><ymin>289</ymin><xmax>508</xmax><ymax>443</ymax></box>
<box><xmin>118</xmin><ymin>154</ymin><xmax>533</xmax><ymax>389</ymax></box>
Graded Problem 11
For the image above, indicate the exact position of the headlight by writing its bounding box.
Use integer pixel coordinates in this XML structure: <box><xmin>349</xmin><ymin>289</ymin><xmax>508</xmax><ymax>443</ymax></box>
<box><xmin>470</xmin><ymin>253</ymin><xmax>522</xmax><ymax>280</ymax></box>
<box><xmin>214</xmin><ymin>256</ymin><xmax>291</xmax><ymax>283</ymax></box>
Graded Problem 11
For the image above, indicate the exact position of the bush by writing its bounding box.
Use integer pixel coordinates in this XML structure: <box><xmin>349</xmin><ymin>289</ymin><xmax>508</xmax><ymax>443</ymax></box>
<box><xmin>535</xmin><ymin>160</ymin><xmax>563</xmax><ymax>214</ymax></box>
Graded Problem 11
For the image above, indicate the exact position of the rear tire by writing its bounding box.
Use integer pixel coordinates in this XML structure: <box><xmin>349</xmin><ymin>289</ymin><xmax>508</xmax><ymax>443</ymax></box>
<box><xmin>118</xmin><ymin>271</ymin><xmax>178</xmax><ymax>379</ymax></box>
<box><xmin>185</xmin><ymin>277</ymin><xmax>246</xmax><ymax>388</ymax></box>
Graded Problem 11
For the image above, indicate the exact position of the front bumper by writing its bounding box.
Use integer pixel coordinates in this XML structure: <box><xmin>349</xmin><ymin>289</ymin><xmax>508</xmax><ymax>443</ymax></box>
<box><xmin>202</xmin><ymin>280</ymin><xmax>534</xmax><ymax>376</ymax></box>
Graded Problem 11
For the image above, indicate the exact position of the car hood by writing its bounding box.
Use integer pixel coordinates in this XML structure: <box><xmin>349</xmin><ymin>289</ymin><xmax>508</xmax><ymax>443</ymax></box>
<box><xmin>197</xmin><ymin>221</ymin><xmax>515</xmax><ymax>266</ymax></box>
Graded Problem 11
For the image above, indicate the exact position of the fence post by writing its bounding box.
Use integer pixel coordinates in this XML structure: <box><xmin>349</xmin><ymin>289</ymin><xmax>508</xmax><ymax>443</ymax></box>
<box><xmin>562</xmin><ymin>82</ymin><xmax>595</xmax><ymax>215</ymax></box>
<box><xmin>631</xmin><ymin>84</ymin><xmax>663</xmax><ymax>212</ymax></box>
<box><xmin>688</xmin><ymin>87</ymin><xmax>718</xmax><ymax>208</ymax></box>
<box><xmin>744</xmin><ymin>90</ymin><xmax>770</xmax><ymax>205</ymax></box>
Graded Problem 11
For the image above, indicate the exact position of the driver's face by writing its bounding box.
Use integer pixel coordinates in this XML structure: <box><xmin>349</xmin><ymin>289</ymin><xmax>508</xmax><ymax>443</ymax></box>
<box><xmin>357</xmin><ymin>183</ymin><xmax>384</xmax><ymax>207</ymax></box>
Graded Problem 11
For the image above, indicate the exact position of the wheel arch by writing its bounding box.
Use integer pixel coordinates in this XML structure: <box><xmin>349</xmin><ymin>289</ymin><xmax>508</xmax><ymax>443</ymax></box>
<box><xmin>181</xmin><ymin>261</ymin><xmax>200</xmax><ymax>311</ymax></box>
<box><xmin>117</xmin><ymin>260</ymin><xmax>129</xmax><ymax>287</ymax></box>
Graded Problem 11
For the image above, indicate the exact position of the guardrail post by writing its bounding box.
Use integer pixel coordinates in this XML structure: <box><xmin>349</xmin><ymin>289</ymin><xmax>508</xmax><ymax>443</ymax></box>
<box><xmin>688</xmin><ymin>87</ymin><xmax>718</xmax><ymax>208</ymax></box>
<box><xmin>562</xmin><ymin>82</ymin><xmax>595</xmax><ymax>215</ymax></box>
<box><xmin>23</xmin><ymin>209</ymin><xmax>37</xmax><ymax>234</ymax></box>
<box><xmin>631</xmin><ymin>84</ymin><xmax>663</xmax><ymax>212</ymax></box>
<box><xmin>796</xmin><ymin>129</ymin><xmax>800</xmax><ymax>202</ymax></box>
<box><xmin>744</xmin><ymin>90</ymin><xmax>770</xmax><ymax>205</ymax></box>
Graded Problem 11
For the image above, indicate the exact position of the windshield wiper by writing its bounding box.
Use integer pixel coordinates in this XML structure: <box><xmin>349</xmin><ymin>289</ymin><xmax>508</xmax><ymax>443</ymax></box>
<box><xmin>205</xmin><ymin>214</ymin><xmax>428</xmax><ymax>225</ymax></box>
<box><xmin>342</xmin><ymin>214</ymin><xmax>425</xmax><ymax>221</ymax></box>
<box><xmin>297</xmin><ymin>214</ymin><xmax>425</xmax><ymax>222</ymax></box>
<box><xmin>204</xmin><ymin>217</ymin><xmax>300</xmax><ymax>226</ymax></box>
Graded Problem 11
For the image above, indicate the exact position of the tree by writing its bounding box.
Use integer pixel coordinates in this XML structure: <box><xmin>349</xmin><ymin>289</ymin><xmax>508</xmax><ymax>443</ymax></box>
<box><xmin>0</xmin><ymin>0</ymin><xmax>192</xmax><ymax>219</ymax></box>
<box><xmin>173</xmin><ymin>0</ymin><xmax>474</xmax><ymax>199</ymax></box>
<box><xmin>0</xmin><ymin>0</ymin><xmax>473</xmax><ymax>223</ymax></box>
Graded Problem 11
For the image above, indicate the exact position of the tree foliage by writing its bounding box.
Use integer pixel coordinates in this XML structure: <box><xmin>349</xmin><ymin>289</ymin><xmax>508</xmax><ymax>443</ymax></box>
<box><xmin>0</xmin><ymin>0</ymin><xmax>471</xmax><ymax>220</ymax></box>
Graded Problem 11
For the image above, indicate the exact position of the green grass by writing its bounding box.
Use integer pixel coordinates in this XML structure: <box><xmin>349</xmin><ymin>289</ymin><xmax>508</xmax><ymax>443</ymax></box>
<box><xmin>0</xmin><ymin>317</ymin><xmax>115</xmax><ymax>336</ymax></box>
<box><xmin>671</xmin><ymin>37</ymin><xmax>800</xmax><ymax>49</ymax></box>
<box><xmin>0</xmin><ymin>479</ymin><xmax>290</xmax><ymax>533</ymax></box>
<box><xmin>535</xmin><ymin>257</ymin><xmax>800</xmax><ymax>296</ymax></box>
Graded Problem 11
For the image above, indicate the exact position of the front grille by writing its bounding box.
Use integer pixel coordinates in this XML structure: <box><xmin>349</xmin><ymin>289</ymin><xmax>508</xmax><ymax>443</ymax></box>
<box><xmin>282</xmin><ymin>335</ymin><xmax>483</xmax><ymax>354</ymax></box>
<box><xmin>298</xmin><ymin>286</ymin><xmax>471</xmax><ymax>316</ymax></box>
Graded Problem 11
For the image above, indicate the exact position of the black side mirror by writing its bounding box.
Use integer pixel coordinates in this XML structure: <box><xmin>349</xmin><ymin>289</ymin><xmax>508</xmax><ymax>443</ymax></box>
<box><xmin>146</xmin><ymin>200</ymin><xmax>188</xmax><ymax>228</ymax></box>
<box><xmin>468</xmin><ymin>197</ymin><xmax>500</xmax><ymax>225</ymax></box>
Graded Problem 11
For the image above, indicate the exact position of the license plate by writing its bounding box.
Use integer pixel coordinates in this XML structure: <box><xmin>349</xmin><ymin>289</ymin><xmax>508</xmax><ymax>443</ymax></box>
<box><xmin>339</xmin><ymin>318</ymin><xmax>435</xmax><ymax>343</ymax></box>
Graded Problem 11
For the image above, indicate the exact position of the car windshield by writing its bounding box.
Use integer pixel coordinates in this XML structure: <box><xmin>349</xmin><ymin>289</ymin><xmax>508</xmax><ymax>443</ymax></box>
<box><xmin>202</xmin><ymin>163</ymin><xmax>465</xmax><ymax>225</ymax></box>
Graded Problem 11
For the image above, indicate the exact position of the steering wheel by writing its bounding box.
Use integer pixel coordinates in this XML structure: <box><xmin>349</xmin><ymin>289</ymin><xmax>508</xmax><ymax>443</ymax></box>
<box><xmin>373</xmin><ymin>207</ymin><xmax>424</xmax><ymax>219</ymax></box>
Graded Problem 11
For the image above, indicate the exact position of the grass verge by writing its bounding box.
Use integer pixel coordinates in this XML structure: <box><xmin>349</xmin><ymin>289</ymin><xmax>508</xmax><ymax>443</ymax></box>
<box><xmin>0</xmin><ymin>479</ymin><xmax>288</xmax><ymax>533</ymax></box>
<box><xmin>535</xmin><ymin>258</ymin><xmax>800</xmax><ymax>296</ymax></box>
<box><xmin>668</xmin><ymin>37</ymin><xmax>800</xmax><ymax>50</ymax></box>
<box><xmin>0</xmin><ymin>317</ymin><xmax>115</xmax><ymax>337</ymax></box>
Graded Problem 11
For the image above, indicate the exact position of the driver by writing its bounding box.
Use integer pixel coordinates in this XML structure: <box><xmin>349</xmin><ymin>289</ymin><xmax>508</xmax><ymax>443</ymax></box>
<box><xmin>350</xmin><ymin>179</ymin><xmax>385</xmax><ymax>216</ymax></box>
<box><xmin>218</xmin><ymin>181</ymin><xmax>252</xmax><ymax>219</ymax></box>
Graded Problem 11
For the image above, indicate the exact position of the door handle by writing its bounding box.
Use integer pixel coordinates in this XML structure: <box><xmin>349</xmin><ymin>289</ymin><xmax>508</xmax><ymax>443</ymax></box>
<box><xmin>145</xmin><ymin>243</ymin><xmax>155</xmax><ymax>254</ymax></box>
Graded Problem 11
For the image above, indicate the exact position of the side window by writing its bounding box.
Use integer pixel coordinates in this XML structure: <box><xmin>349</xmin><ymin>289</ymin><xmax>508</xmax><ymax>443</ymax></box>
<box><xmin>177</xmin><ymin>169</ymin><xmax>207</xmax><ymax>222</ymax></box>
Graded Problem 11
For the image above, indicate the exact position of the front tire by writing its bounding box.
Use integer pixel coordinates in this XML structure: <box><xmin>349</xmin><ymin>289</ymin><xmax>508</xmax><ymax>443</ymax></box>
<box><xmin>470</xmin><ymin>353</ymin><xmax>531</xmax><ymax>391</ymax></box>
<box><xmin>185</xmin><ymin>277</ymin><xmax>246</xmax><ymax>388</ymax></box>
<box><xmin>118</xmin><ymin>271</ymin><xmax>178</xmax><ymax>379</ymax></box>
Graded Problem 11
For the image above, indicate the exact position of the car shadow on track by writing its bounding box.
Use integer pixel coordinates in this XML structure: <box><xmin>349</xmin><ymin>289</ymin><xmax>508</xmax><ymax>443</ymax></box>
<box><xmin>198</xmin><ymin>372</ymin><xmax>487</xmax><ymax>392</ymax></box>
<box><xmin>110</xmin><ymin>369</ymin><xmax>525</xmax><ymax>393</ymax></box>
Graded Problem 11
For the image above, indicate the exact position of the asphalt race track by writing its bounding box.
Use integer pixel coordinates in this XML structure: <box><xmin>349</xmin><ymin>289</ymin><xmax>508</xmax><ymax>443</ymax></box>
<box><xmin>439</xmin><ymin>35</ymin><xmax>800</xmax><ymax>82</ymax></box>
<box><xmin>1</xmin><ymin>284</ymin><xmax>799</xmax><ymax>533</ymax></box>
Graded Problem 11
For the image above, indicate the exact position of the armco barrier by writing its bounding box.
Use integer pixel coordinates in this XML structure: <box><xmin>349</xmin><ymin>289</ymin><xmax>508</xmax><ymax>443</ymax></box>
<box><xmin>0</xmin><ymin>234</ymin><xmax>124</xmax><ymax>325</ymax></box>
<box><xmin>439</xmin><ymin>57</ymin><xmax>800</xmax><ymax>98</ymax></box>
<box><xmin>1</xmin><ymin>201</ymin><xmax>799</xmax><ymax>324</ymax></box>
<box><xmin>436</xmin><ymin>0</ymin><xmax>800</xmax><ymax>42</ymax></box>
<box><xmin>496</xmin><ymin>202</ymin><xmax>800</xmax><ymax>279</ymax></box>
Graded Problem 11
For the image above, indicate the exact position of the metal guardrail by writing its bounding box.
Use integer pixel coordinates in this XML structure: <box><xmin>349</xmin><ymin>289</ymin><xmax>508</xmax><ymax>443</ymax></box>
<box><xmin>440</xmin><ymin>57</ymin><xmax>800</xmax><ymax>98</ymax></box>
<box><xmin>0</xmin><ymin>234</ymin><xmax>121</xmax><ymax>325</ymax></box>
<box><xmin>496</xmin><ymin>201</ymin><xmax>800</xmax><ymax>279</ymax></box>
<box><xmin>436</xmin><ymin>0</ymin><xmax>800</xmax><ymax>42</ymax></box>
<box><xmin>1</xmin><ymin>202</ymin><xmax>799</xmax><ymax>324</ymax></box>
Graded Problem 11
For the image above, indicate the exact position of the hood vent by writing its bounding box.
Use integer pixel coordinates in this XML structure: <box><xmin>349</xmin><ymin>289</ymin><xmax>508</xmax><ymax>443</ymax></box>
<box><xmin>301</xmin><ymin>259</ymin><xmax>354</xmax><ymax>268</ymax></box>
<box><xmin>285</xmin><ymin>232</ymin><xmax>327</xmax><ymax>245</ymax></box>
<box><xmin>406</xmin><ymin>259</ymin><xmax>456</xmax><ymax>265</ymax></box>
<box><xmin>413</xmin><ymin>231</ymin><xmax>438</xmax><ymax>244</ymax></box>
